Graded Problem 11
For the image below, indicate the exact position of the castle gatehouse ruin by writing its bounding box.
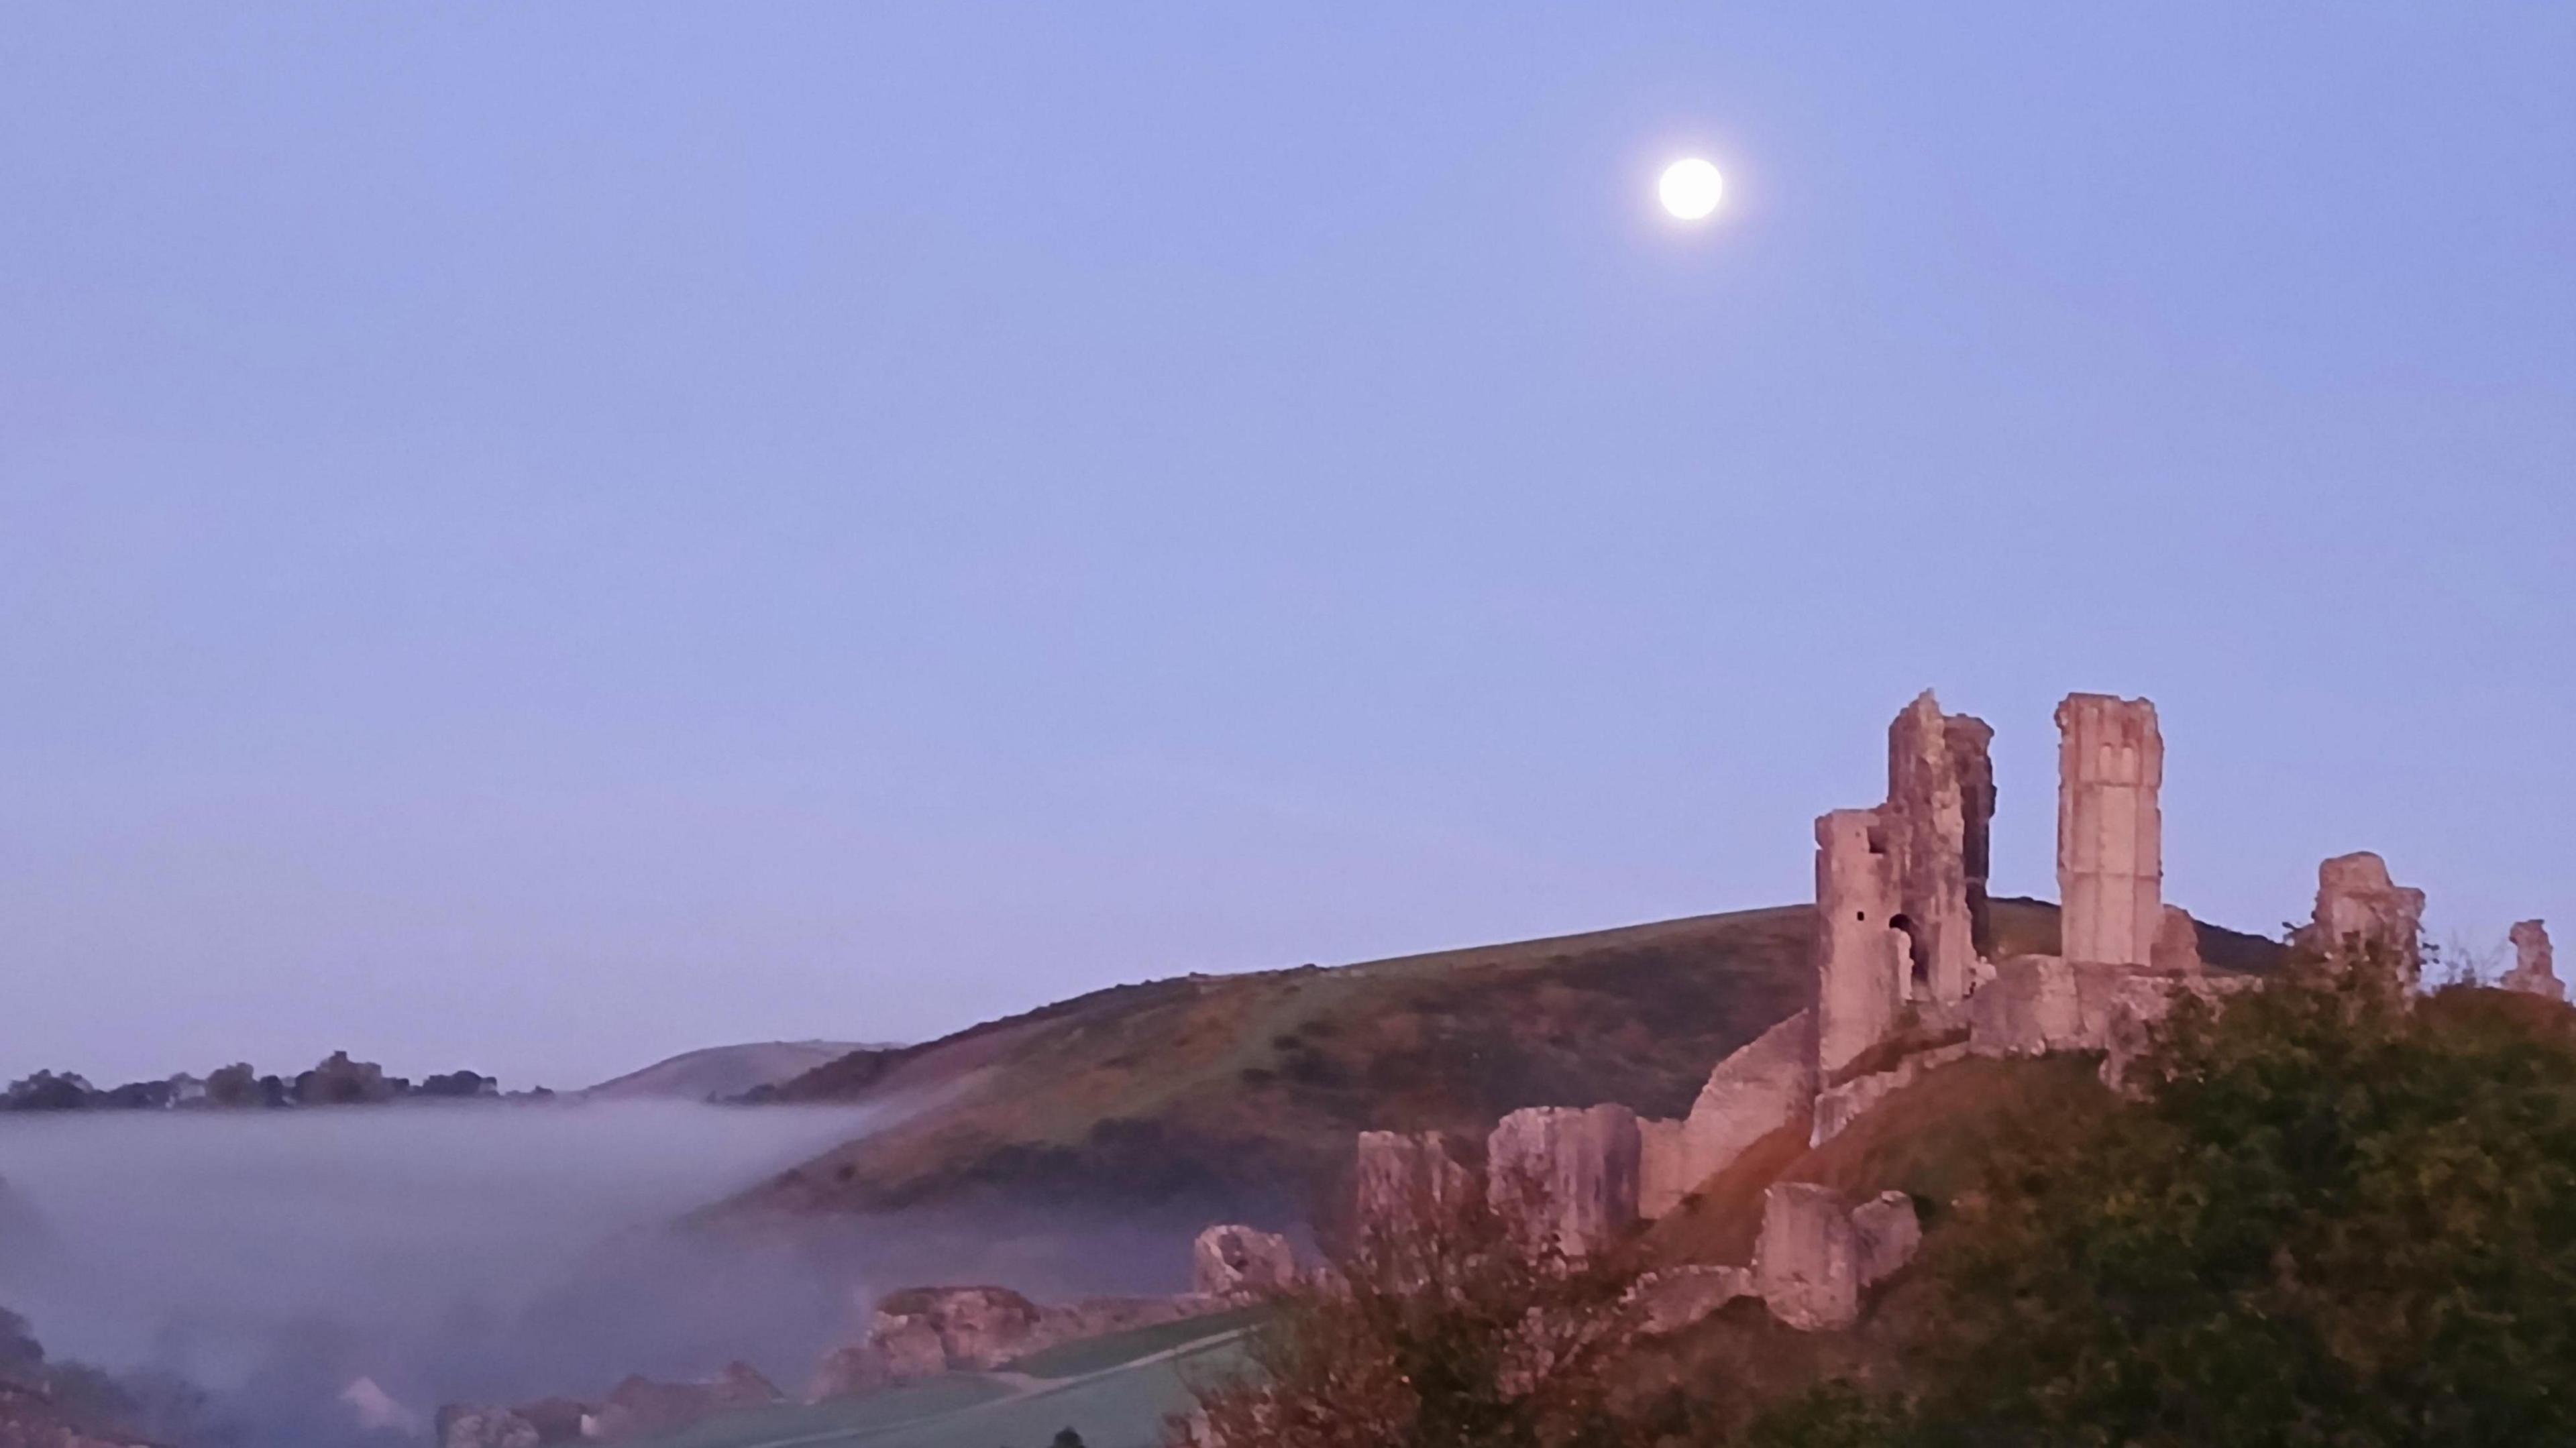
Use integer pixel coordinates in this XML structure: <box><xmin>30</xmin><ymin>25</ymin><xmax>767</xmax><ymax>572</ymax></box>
<box><xmin>1356</xmin><ymin>686</ymin><xmax>2479</xmax><ymax>1333</ymax></box>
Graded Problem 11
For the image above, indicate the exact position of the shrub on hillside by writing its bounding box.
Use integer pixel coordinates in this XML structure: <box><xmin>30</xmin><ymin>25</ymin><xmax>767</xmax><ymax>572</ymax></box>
<box><xmin>1872</xmin><ymin>952</ymin><xmax>2576</xmax><ymax>1445</ymax></box>
<box><xmin>1173</xmin><ymin>1168</ymin><xmax>1691</xmax><ymax>1448</ymax></box>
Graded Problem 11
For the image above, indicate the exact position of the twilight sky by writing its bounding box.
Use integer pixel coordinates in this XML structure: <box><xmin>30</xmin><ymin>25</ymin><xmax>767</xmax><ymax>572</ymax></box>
<box><xmin>3</xmin><ymin>5</ymin><xmax>2571</xmax><ymax>1089</ymax></box>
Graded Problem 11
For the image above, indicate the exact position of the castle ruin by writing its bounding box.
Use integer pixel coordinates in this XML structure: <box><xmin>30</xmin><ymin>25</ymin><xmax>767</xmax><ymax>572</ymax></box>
<box><xmin>1356</xmin><ymin>685</ymin><xmax>2473</xmax><ymax>1335</ymax></box>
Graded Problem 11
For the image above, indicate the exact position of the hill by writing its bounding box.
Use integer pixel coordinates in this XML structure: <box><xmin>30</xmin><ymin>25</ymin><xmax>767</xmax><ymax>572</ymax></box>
<box><xmin>705</xmin><ymin>899</ymin><xmax>2276</xmax><ymax>1229</ymax></box>
<box><xmin>584</xmin><ymin>1042</ymin><xmax>888</xmax><ymax>1103</ymax></box>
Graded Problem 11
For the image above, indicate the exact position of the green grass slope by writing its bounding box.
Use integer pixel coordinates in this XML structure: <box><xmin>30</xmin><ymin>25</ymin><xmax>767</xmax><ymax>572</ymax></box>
<box><xmin>712</xmin><ymin>899</ymin><xmax>2275</xmax><ymax>1227</ymax></box>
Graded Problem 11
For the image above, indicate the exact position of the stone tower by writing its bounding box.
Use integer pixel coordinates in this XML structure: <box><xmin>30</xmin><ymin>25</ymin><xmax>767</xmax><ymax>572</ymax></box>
<box><xmin>1813</xmin><ymin>808</ymin><xmax>1907</xmax><ymax>1077</ymax></box>
<box><xmin>2055</xmin><ymin>693</ymin><xmax>2163</xmax><ymax>968</ymax></box>
<box><xmin>1885</xmin><ymin>692</ymin><xmax>1996</xmax><ymax>1007</ymax></box>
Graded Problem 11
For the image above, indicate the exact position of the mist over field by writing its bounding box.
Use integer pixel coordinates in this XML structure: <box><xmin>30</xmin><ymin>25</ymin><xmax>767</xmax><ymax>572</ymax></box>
<box><xmin>0</xmin><ymin>1101</ymin><xmax>889</xmax><ymax>1443</ymax></box>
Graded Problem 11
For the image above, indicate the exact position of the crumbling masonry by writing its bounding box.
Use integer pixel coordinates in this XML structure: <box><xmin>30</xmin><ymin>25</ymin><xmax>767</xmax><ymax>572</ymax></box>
<box><xmin>1356</xmin><ymin>686</ymin><xmax>2469</xmax><ymax>1335</ymax></box>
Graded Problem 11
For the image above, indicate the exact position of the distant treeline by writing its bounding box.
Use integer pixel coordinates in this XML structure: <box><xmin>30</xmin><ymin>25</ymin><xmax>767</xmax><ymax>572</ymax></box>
<box><xmin>1</xmin><ymin>1050</ymin><xmax>546</xmax><ymax>1113</ymax></box>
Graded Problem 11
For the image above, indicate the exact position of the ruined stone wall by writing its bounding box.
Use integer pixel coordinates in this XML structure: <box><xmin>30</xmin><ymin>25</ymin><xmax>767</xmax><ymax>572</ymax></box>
<box><xmin>2304</xmin><ymin>851</ymin><xmax>2425</xmax><ymax>989</ymax></box>
<box><xmin>1814</xmin><ymin>810</ymin><xmax>1907</xmax><ymax>1077</ymax></box>
<box><xmin>2506</xmin><ymin>920</ymin><xmax>2563</xmax><ymax>1001</ymax></box>
<box><xmin>2055</xmin><ymin>693</ymin><xmax>2163</xmax><ymax>968</ymax></box>
<box><xmin>1354</xmin><ymin>1130</ymin><xmax>1472</xmax><ymax>1241</ymax></box>
<box><xmin>1885</xmin><ymin>692</ymin><xmax>1995</xmax><ymax>1007</ymax></box>
<box><xmin>1644</xmin><ymin>1008</ymin><xmax>1816</xmax><ymax>1219</ymax></box>
<box><xmin>1486</xmin><ymin>1105</ymin><xmax>1642</xmax><ymax>1260</ymax></box>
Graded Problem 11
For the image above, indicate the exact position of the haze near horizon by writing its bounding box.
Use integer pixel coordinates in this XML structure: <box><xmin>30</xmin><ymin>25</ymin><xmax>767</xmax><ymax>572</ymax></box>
<box><xmin>3</xmin><ymin>4</ymin><xmax>2571</xmax><ymax>1087</ymax></box>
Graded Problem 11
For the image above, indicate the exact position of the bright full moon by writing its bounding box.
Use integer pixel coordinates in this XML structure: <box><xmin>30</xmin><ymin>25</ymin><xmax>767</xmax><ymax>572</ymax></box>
<box><xmin>1658</xmin><ymin>158</ymin><xmax>1724</xmax><ymax>220</ymax></box>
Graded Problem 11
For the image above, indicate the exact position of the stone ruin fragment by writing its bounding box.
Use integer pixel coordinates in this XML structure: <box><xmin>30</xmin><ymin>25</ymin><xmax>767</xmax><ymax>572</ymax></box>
<box><xmin>2505</xmin><ymin>920</ymin><xmax>2564</xmax><ymax>1001</ymax></box>
<box><xmin>1486</xmin><ymin>1104</ymin><xmax>1642</xmax><ymax>1261</ymax></box>
<box><xmin>2301</xmin><ymin>850</ymin><xmax>2426</xmax><ymax>989</ymax></box>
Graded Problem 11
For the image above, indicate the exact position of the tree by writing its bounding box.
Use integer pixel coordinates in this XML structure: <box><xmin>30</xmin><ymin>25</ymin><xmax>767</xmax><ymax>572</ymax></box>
<box><xmin>1900</xmin><ymin>954</ymin><xmax>2576</xmax><ymax>1447</ymax></box>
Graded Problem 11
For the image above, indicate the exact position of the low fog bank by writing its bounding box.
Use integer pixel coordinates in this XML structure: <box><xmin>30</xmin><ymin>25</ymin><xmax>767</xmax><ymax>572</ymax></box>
<box><xmin>0</xmin><ymin>1101</ymin><xmax>890</xmax><ymax>1443</ymax></box>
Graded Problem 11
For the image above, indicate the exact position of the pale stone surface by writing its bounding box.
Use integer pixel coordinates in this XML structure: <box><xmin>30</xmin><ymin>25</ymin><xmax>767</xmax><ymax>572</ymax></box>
<box><xmin>1667</xmin><ymin>1009</ymin><xmax>1817</xmax><ymax>1210</ymax></box>
<box><xmin>1814</xmin><ymin>809</ymin><xmax>1907</xmax><ymax>1077</ymax></box>
<box><xmin>1637</xmin><ymin>1116</ymin><xmax>1691</xmax><ymax>1221</ymax></box>
<box><xmin>2151</xmin><ymin>905</ymin><xmax>2204</xmax><ymax>974</ymax></box>
<box><xmin>1811</xmin><ymin>1042</ymin><xmax>1970</xmax><ymax>1146</ymax></box>
<box><xmin>1191</xmin><ymin>1224</ymin><xmax>1297</xmax><ymax>1298</ymax></box>
<box><xmin>2055</xmin><ymin>693</ymin><xmax>2164</xmax><ymax>968</ymax></box>
<box><xmin>2304</xmin><ymin>851</ymin><xmax>2426</xmax><ymax>989</ymax></box>
<box><xmin>1754</xmin><ymin>1182</ymin><xmax>1860</xmax><ymax>1331</ymax></box>
<box><xmin>1354</xmin><ymin>1129</ymin><xmax>1472</xmax><ymax>1239</ymax></box>
<box><xmin>2504</xmin><ymin>920</ymin><xmax>2563</xmax><ymax>1001</ymax></box>
<box><xmin>1884</xmin><ymin>693</ymin><xmax>1996</xmax><ymax>1007</ymax></box>
<box><xmin>1851</xmin><ymin>1190</ymin><xmax>1922</xmax><ymax>1286</ymax></box>
<box><xmin>1487</xmin><ymin>1104</ymin><xmax>1642</xmax><ymax>1259</ymax></box>
<box><xmin>435</xmin><ymin>1406</ymin><xmax>541</xmax><ymax>1448</ymax></box>
<box><xmin>1968</xmin><ymin>954</ymin><xmax>2082</xmax><ymax>1057</ymax></box>
<box><xmin>1628</xmin><ymin>1264</ymin><xmax>1754</xmax><ymax>1335</ymax></box>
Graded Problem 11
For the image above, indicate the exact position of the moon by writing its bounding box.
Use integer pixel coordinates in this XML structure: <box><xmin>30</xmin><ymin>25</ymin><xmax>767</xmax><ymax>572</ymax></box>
<box><xmin>1658</xmin><ymin>158</ymin><xmax>1724</xmax><ymax>221</ymax></box>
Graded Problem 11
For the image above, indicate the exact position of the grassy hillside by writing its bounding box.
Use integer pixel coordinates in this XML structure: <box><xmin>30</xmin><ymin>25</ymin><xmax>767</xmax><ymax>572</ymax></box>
<box><xmin>710</xmin><ymin>899</ymin><xmax>2276</xmax><ymax>1228</ymax></box>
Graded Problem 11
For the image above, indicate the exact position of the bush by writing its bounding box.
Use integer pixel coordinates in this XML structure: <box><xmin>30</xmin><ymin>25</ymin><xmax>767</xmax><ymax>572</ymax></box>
<box><xmin>1900</xmin><ymin>955</ymin><xmax>2576</xmax><ymax>1447</ymax></box>
<box><xmin>1175</xmin><ymin>1166</ymin><xmax>1678</xmax><ymax>1448</ymax></box>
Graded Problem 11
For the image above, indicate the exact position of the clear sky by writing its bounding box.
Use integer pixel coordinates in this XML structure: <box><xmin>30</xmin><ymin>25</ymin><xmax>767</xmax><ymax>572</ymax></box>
<box><xmin>3</xmin><ymin>4</ymin><xmax>2570</xmax><ymax>1089</ymax></box>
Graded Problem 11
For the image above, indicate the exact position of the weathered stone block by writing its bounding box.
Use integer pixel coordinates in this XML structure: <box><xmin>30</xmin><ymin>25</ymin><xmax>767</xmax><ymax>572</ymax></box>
<box><xmin>1192</xmin><ymin>1224</ymin><xmax>1296</xmax><ymax>1298</ymax></box>
<box><xmin>1754</xmin><ymin>1182</ymin><xmax>1860</xmax><ymax>1331</ymax></box>
<box><xmin>1487</xmin><ymin>1104</ymin><xmax>1642</xmax><ymax>1260</ymax></box>
<box><xmin>1968</xmin><ymin>954</ymin><xmax>2081</xmax><ymax>1056</ymax></box>
<box><xmin>1851</xmin><ymin>1190</ymin><xmax>1921</xmax><ymax>1286</ymax></box>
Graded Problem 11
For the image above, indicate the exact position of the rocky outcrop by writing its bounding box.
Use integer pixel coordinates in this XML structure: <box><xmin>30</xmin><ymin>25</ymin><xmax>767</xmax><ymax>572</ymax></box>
<box><xmin>810</xmin><ymin>1278</ymin><xmax>1237</xmax><ymax>1401</ymax></box>
<box><xmin>1752</xmin><ymin>1183</ymin><xmax>1860</xmax><ymax>1331</ymax></box>
<box><xmin>1851</xmin><ymin>1191</ymin><xmax>1921</xmax><ymax>1286</ymax></box>
<box><xmin>2302</xmin><ymin>852</ymin><xmax>2425</xmax><ymax>989</ymax></box>
<box><xmin>1642</xmin><ymin>1009</ymin><xmax>1817</xmax><ymax>1219</ymax></box>
<box><xmin>2505</xmin><ymin>920</ymin><xmax>2563</xmax><ymax>1001</ymax></box>
<box><xmin>435</xmin><ymin>1405</ymin><xmax>541</xmax><ymax>1448</ymax></box>
<box><xmin>1486</xmin><ymin>1105</ymin><xmax>1641</xmax><ymax>1260</ymax></box>
<box><xmin>587</xmin><ymin>1363</ymin><xmax>780</xmax><ymax>1443</ymax></box>
<box><xmin>1192</xmin><ymin>1225</ymin><xmax>1295</xmax><ymax>1299</ymax></box>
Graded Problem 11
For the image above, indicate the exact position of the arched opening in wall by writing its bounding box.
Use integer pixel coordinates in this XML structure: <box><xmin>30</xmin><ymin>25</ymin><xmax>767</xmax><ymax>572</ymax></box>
<box><xmin>1890</xmin><ymin>913</ymin><xmax>1928</xmax><ymax>997</ymax></box>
